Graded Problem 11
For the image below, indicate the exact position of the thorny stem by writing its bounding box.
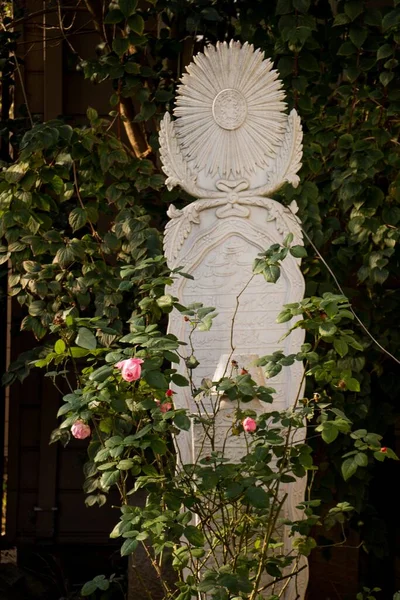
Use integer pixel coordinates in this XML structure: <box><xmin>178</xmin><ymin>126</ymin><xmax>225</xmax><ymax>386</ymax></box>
<box><xmin>141</xmin><ymin>542</ymin><xmax>171</xmax><ymax>597</ymax></box>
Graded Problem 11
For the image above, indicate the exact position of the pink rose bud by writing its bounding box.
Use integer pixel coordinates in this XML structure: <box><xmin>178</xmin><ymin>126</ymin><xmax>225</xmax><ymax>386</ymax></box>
<box><xmin>165</xmin><ymin>389</ymin><xmax>174</xmax><ymax>397</ymax></box>
<box><xmin>71</xmin><ymin>420</ymin><xmax>91</xmax><ymax>440</ymax></box>
<box><xmin>242</xmin><ymin>417</ymin><xmax>257</xmax><ymax>433</ymax></box>
<box><xmin>160</xmin><ymin>402</ymin><xmax>172</xmax><ymax>413</ymax></box>
<box><xmin>381</xmin><ymin>447</ymin><xmax>387</xmax><ymax>453</ymax></box>
<box><xmin>115</xmin><ymin>358</ymin><xmax>144</xmax><ymax>382</ymax></box>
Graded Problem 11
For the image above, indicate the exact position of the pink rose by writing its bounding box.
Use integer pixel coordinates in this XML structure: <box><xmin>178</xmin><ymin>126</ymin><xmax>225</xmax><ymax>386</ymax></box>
<box><xmin>71</xmin><ymin>420</ymin><xmax>91</xmax><ymax>440</ymax></box>
<box><xmin>115</xmin><ymin>358</ymin><xmax>144</xmax><ymax>382</ymax></box>
<box><xmin>242</xmin><ymin>417</ymin><xmax>257</xmax><ymax>433</ymax></box>
<box><xmin>154</xmin><ymin>399</ymin><xmax>172</xmax><ymax>413</ymax></box>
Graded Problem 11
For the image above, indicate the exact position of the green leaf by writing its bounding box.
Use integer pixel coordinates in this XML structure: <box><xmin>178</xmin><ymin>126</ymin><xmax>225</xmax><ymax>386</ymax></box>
<box><xmin>81</xmin><ymin>580</ymin><xmax>97</xmax><ymax>596</ymax></box>
<box><xmin>156</xmin><ymin>294</ymin><xmax>173</xmax><ymax>310</ymax></box>
<box><xmin>333</xmin><ymin>13</ymin><xmax>351</xmax><ymax>26</ymax></box>
<box><xmin>344</xmin><ymin>0</ymin><xmax>364</xmax><ymax>21</ymax></box>
<box><xmin>121</xmin><ymin>538</ymin><xmax>139</xmax><ymax>556</ymax></box>
<box><xmin>174</xmin><ymin>411</ymin><xmax>191</xmax><ymax>431</ymax></box>
<box><xmin>245</xmin><ymin>485</ymin><xmax>269</xmax><ymax>508</ymax></box>
<box><xmin>76</xmin><ymin>327</ymin><xmax>97</xmax><ymax>351</ymax></box>
<box><xmin>69</xmin><ymin>207</ymin><xmax>87</xmax><ymax>232</ymax></box>
<box><xmin>112</xmin><ymin>37</ymin><xmax>129</xmax><ymax>57</ymax></box>
<box><xmin>377</xmin><ymin>44</ymin><xmax>393</xmax><ymax>60</ymax></box>
<box><xmin>69</xmin><ymin>347</ymin><xmax>90</xmax><ymax>358</ymax></box>
<box><xmin>172</xmin><ymin>373</ymin><xmax>189</xmax><ymax>387</ymax></box>
<box><xmin>275</xmin><ymin>0</ymin><xmax>293</xmax><ymax>14</ymax></box>
<box><xmin>144</xmin><ymin>370</ymin><xmax>167</xmax><ymax>390</ymax></box>
<box><xmin>349</xmin><ymin>26</ymin><xmax>367</xmax><ymax>48</ymax></box>
<box><xmin>380</xmin><ymin>71</ymin><xmax>394</xmax><ymax>87</ymax></box>
<box><xmin>184</xmin><ymin>525</ymin><xmax>205</xmax><ymax>547</ymax></box>
<box><xmin>299</xmin><ymin>53</ymin><xmax>319</xmax><ymax>72</ymax></box>
<box><xmin>53</xmin><ymin>246</ymin><xmax>75</xmax><ymax>267</ymax></box>
<box><xmin>89</xmin><ymin>365</ymin><xmax>113</xmax><ymax>382</ymax></box>
<box><xmin>290</xmin><ymin>245</ymin><xmax>307</xmax><ymax>258</ymax></box>
<box><xmin>262</xmin><ymin>265</ymin><xmax>281</xmax><ymax>283</ymax></box>
<box><xmin>341</xmin><ymin>457</ymin><xmax>358</xmax><ymax>481</ymax></box>
<box><xmin>333</xmin><ymin>338</ymin><xmax>349</xmax><ymax>358</ymax></box>
<box><xmin>104</xmin><ymin>9</ymin><xmax>124</xmax><ymax>24</ymax></box>
<box><xmin>346</xmin><ymin>378</ymin><xmax>360</xmax><ymax>392</ymax></box>
<box><xmin>128</xmin><ymin>13</ymin><xmax>144</xmax><ymax>34</ymax></box>
<box><xmin>382</xmin><ymin>8</ymin><xmax>400</xmax><ymax>31</ymax></box>
<box><xmin>319</xmin><ymin>322</ymin><xmax>337</xmax><ymax>337</ymax></box>
<box><xmin>321</xmin><ymin>423</ymin><xmax>339</xmax><ymax>444</ymax></box>
<box><xmin>55</xmin><ymin>339</ymin><xmax>66</xmax><ymax>354</ymax></box>
<box><xmin>337</xmin><ymin>42</ymin><xmax>357</xmax><ymax>56</ymax></box>
<box><xmin>119</xmin><ymin>0</ymin><xmax>138</xmax><ymax>17</ymax></box>
<box><xmin>293</xmin><ymin>0</ymin><xmax>310</xmax><ymax>12</ymax></box>
<box><xmin>117</xmin><ymin>459</ymin><xmax>135</xmax><ymax>470</ymax></box>
<box><xmin>100</xmin><ymin>470</ymin><xmax>120</xmax><ymax>488</ymax></box>
<box><xmin>354</xmin><ymin>452</ymin><xmax>368</xmax><ymax>467</ymax></box>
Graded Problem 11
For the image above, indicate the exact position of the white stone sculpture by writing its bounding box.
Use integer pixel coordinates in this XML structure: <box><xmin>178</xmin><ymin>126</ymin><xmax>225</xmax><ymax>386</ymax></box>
<box><xmin>160</xmin><ymin>40</ymin><xmax>307</xmax><ymax>599</ymax></box>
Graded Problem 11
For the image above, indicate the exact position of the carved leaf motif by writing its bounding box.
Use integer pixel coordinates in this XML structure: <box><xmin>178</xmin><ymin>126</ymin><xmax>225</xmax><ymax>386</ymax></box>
<box><xmin>281</xmin><ymin>109</ymin><xmax>303</xmax><ymax>188</ymax></box>
<box><xmin>252</xmin><ymin>109</ymin><xmax>303</xmax><ymax>198</ymax></box>
<box><xmin>163</xmin><ymin>203</ymin><xmax>200</xmax><ymax>265</ymax></box>
<box><xmin>159</xmin><ymin>112</ymin><xmax>200</xmax><ymax>197</ymax></box>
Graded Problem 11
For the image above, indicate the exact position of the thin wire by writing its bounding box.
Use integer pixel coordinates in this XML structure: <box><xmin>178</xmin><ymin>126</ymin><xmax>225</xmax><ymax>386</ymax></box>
<box><xmin>286</xmin><ymin>206</ymin><xmax>400</xmax><ymax>366</ymax></box>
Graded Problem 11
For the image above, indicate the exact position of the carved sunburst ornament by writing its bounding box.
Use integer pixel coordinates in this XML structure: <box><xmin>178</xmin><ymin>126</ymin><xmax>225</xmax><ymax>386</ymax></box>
<box><xmin>173</xmin><ymin>41</ymin><xmax>287</xmax><ymax>177</ymax></box>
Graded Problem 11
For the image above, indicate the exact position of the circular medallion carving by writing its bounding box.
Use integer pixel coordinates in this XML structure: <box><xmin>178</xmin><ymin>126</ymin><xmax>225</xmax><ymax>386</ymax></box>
<box><xmin>173</xmin><ymin>41</ymin><xmax>288</xmax><ymax>176</ymax></box>
<box><xmin>212</xmin><ymin>89</ymin><xmax>247</xmax><ymax>130</ymax></box>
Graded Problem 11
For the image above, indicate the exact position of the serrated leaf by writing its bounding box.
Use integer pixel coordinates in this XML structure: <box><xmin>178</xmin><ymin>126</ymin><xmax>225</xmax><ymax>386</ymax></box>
<box><xmin>69</xmin><ymin>207</ymin><xmax>87</xmax><ymax>232</ymax></box>
<box><xmin>354</xmin><ymin>452</ymin><xmax>368</xmax><ymax>467</ymax></box>
<box><xmin>101</xmin><ymin>470</ymin><xmax>120</xmax><ymax>488</ymax></box>
<box><xmin>112</xmin><ymin>37</ymin><xmax>129</xmax><ymax>57</ymax></box>
<box><xmin>53</xmin><ymin>246</ymin><xmax>75</xmax><ymax>267</ymax></box>
<box><xmin>341</xmin><ymin>457</ymin><xmax>358</xmax><ymax>481</ymax></box>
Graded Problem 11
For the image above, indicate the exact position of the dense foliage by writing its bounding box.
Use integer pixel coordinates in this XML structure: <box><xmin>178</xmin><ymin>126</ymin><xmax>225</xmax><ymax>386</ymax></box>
<box><xmin>0</xmin><ymin>0</ymin><xmax>399</xmax><ymax>596</ymax></box>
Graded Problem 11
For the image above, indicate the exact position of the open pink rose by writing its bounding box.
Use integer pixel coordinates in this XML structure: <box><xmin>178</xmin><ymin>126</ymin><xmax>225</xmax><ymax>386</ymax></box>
<box><xmin>242</xmin><ymin>417</ymin><xmax>257</xmax><ymax>433</ymax></box>
<box><xmin>115</xmin><ymin>358</ymin><xmax>144</xmax><ymax>382</ymax></box>
<box><xmin>71</xmin><ymin>420</ymin><xmax>91</xmax><ymax>440</ymax></box>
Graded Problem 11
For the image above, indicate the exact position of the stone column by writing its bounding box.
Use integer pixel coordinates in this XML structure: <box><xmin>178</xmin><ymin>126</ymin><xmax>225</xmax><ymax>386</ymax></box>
<box><xmin>160</xmin><ymin>41</ymin><xmax>307</xmax><ymax>599</ymax></box>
